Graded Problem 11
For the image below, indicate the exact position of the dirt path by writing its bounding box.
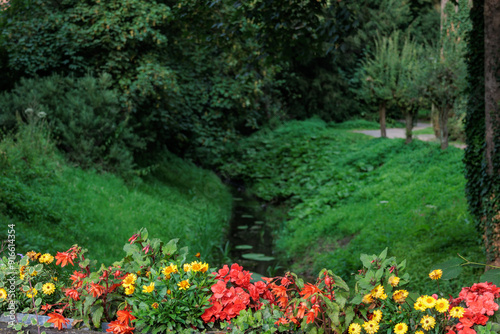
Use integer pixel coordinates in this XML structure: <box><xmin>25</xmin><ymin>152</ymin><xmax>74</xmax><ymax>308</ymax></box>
<box><xmin>353</xmin><ymin>123</ymin><xmax>466</xmax><ymax>149</ymax></box>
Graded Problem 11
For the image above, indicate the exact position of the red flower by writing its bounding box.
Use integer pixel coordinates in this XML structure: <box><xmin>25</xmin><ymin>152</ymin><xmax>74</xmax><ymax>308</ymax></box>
<box><xmin>47</xmin><ymin>312</ymin><xmax>70</xmax><ymax>330</ymax></box>
<box><xmin>296</xmin><ymin>302</ymin><xmax>308</xmax><ymax>319</ymax></box>
<box><xmin>142</xmin><ymin>244</ymin><xmax>150</xmax><ymax>254</ymax></box>
<box><xmin>55</xmin><ymin>252</ymin><xmax>74</xmax><ymax>267</ymax></box>
<box><xmin>271</xmin><ymin>284</ymin><xmax>287</xmax><ymax>298</ymax></box>
<box><xmin>299</xmin><ymin>283</ymin><xmax>322</xmax><ymax>300</ymax></box>
<box><xmin>87</xmin><ymin>283</ymin><xmax>105</xmax><ymax>298</ymax></box>
<box><xmin>65</xmin><ymin>289</ymin><xmax>80</xmax><ymax>301</ymax></box>
<box><xmin>106</xmin><ymin>320</ymin><xmax>134</xmax><ymax>334</ymax></box>
<box><xmin>128</xmin><ymin>234</ymin><xmax>139</xmax><ymax>244</ymax></box>
<box><xmin>211</xmin><ymin>280</ymin><xmax>227</xmax><ymax>299</ymax></box>
<box><xmin>116</xmin><ymin>310</ymin><xmax>136</xmax><ymax>326</ymax></box>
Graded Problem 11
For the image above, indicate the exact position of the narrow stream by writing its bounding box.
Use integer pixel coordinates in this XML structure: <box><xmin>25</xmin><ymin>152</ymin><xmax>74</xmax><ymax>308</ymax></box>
<box><xmin>228</xmin><ymin>188</ymin><xmax>280</xmax><ymax>276</ymax></box>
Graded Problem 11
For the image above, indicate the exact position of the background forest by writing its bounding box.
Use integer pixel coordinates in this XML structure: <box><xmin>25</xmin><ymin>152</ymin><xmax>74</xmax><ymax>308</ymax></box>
<box><xmin>0</xmin><ymin>0</ymin><xmax>493</xmax><ymax>294</ymax></box>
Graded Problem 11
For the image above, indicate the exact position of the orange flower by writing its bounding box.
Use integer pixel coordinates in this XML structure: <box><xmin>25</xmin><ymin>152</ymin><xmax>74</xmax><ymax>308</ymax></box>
<box><xmin>55</xmin><ymin>252</ymin><xmax>74</xmax><ymax>268</ymax></box>
<box><xmin>299</xmin><ymin>283</ymin><xmax>322</xmax><ymax>300</ymax></box>
<box><xmin>47</xmin><ymin>312</ymin><xmax>70</xmax><ymax>330</ymax></box>
<box><xmin>296</xmin><ymin>302</ymin><xmax>308</xmax><ymax>319</ymax></box>
<box><xmin>106</xmin><ymin>320</ymin><xmax>135</xmax><ymax>334</ymax></box>
<box><xmin>116</xmin><ymin>310</ymin><xmax>136</xmax><ymax>326</ymax></box>
<box><xmin>65</xmin><ymin>288</ymin><xmax>80</xmax><ymax>301</ymax></box>
<box><xmin>306</xmin><ymin>304</ymin><xmax>320</xmax><ymax>324</ymax></box>
<box><xmin>87</xmin><ymin>283</ymin><xmax>105</xmax><ymax>298</ymax></box>
<box><xmin>271</xmin><ymin>284</ymin><xmax>287</xmax><ymax>298</ymax></box>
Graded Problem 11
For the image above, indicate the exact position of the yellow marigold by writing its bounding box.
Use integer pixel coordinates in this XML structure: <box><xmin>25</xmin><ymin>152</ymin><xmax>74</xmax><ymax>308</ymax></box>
<box><xmin>362</xmin><ymin>320</ymin><xmax>379</xmax><ymax>334</ymax></box>
<box><xmin>388</xmin><ymin>276</ymin><xmax>400</xmax><ymax>287</ymax></box>
<box><xmin>392</xmin><ymin>290</ymin><xmax>409</xmax><ymax>303</ymax></box>
<box><xmin>183</xmin><ymin>263</ymin><xmax>192</xmax><ymax>272</ymax></box>
<box><xmin>177</xmin><ymin>279</ymin><xmax>190</xmax><ymax>290</ymax></box>
<box><xmin>39</xmin><ymin>253</ymin><xmax>54</xmax><ymax>264</ymax></box>
<box><xmin>421</xmin><ymin>295</ymin><xmax>437</xmax><ymax>309</ymax></box>
<box><xmin>372</xmin><ymin>310</ymin><xmax>382</xmax><ymax>323</ymax></box>
<box><xmin>162</xmin><ymin>264</ymin><xmax>178</xmax><ymax>278</ymax></box>
<box><xmin>362</xmin><ymin>294</ymin><xmax>374</xmax><ymax>304</ymax></box>
<box><xmin>435</xmin><ymin>298</ymin><xmax>450</xmax><ymax>313</ymax></box>
<box><xmin>26</xmin><ymin>288</ymin><xmax>37</xmax><ymax>298</ymax></box>
<box><xmin>152</xmin><ymin>302</ymin><xmax>159</xmax><ymax>309</ymax></box>
<box><xmin>420</xmin><ymin>315</ymin><xmax>436</xmax><ymax>331</ymax></box>
<box><xmin>142</xmin><ymin>282</ymin><xmax>155</xmax><ymax>293</ymax></box>
<box><xmin>190</xmin><ymin>261</ymin><xmax>202</xmax><ymax>272</ymax></box>
<box><xmin>42</xmin><ymin>283</ymin><xmax>56</xmax><ymax>295</ymax></box>
<box><xmin>450</xmin><ymin>306</ymin><xmax>465</xmax><ymax>319</ymax></box>
<box><xmin>0</xmin><ymin>288</ymin><xmax>7</xmax><ymax>300</ymax></box>
<box><xmin>125</xmin><ymin>285</ymin><xmax>135</xmax><ymax>295</ymax></box>
<box><xmin>348</xmin><ymin>323</ymin><xmax>362</xmax><ymax>334</ymax></box>
<box><xmin>122</xmin><ymin>273</ymin><xmax>137</xmax><ymax>288</ymax></box>
<box><xmin>394</xmin><ymin>322</ymin><xmax>408</xmax><ymax>334</ymax></box>
<box><xmin>429</xmin><ymin>269</ymin><xmax>443</xmax><ymax>280</ymax></box>
<box><xmin>370</xmin><ymin>285</ymin><xmax>385</xmax><ymax>299</ymax></box>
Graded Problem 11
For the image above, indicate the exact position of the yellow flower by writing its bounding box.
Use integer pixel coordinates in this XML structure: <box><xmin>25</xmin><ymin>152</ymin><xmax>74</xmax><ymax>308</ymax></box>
<box><xmin>370</xmin><ymin>285</ymin><xmax>385</xmax><ymax>299</ymax></box>
<box><xmin>372</xmin><ymin>310</ymin><xmax>382</xmax><ymax>323</ymax></box>
<box><xmin>414</xmin><ymin>297</ymin><xmax>426</xmax><ymax>311</ymax></box>
<box><xmin>421</xmin><ymin>295</ymin><xmax>437</xmax><ymax>309</ymax></box>
<box><xmin>152</xmin><ymin>302</ymin><xmax>159</xmax><ymax>309</ymax></box>
<box><xmin>450</xmin><ymin>306</ymin><xmax>465</xmax><ymax>318</ymax></box>
<box><xmin>122</xmin><ymin>273</ymin><xmax>137</xmax><ymax>288</ymax></box>
<box><xmin>162</xmin><ymin>264</ymin><xmax>178</xmax><ymax>278</ymax></box>
<box><xmin>177</xmin><ymin>279</ymin><xmax>190</xmax><ymax>290</ymax></box>
<box><xmin>200</xmin><ymin>262</ymin><xmax>209</xmax><ymax>273</ymax></box>
<box><xmin>125</xmin><ymin>285</ymin><xmax>135</xmax><ymax>295</ymax></box>
<box><xmin>167</xmin><ymin>289</ymin><xmax>171</xmax><ymax>295</ymax></box>
<box><xmin>20</xmin><ymin>273</ymin><xmax>25</xmax><ymax>280</ymax></box>
<box><xmin>429</xmin><ymin>269</ymin><xmax>443</xmax><ymax>280</ymax></box>
<box><xmin>142</xmin><ymin>282</ymin><xmax>155</xmax><ymax>293</ymax></box>
<box><xmin>392</xmin><ymin>290</ymin><xmax>409</xmax><ymax>303</ymax></box>
<box><xmin>30</xmin><ymin>270</ymin><xmax>38</xmax><ymax>277</ymax></box>
<box><xmin>348</xmin><ymin>323</ymin><xmax>362</xmax><ymax>334</ymax></box>
<box><xmin>394</xmin><ymin>322</ymin><xmax>408</xmax><ymax>334</ymax></box>
<box><xmin>362</xmin><ymin>320</ymin><xmax>379</xmax><ymax>334</ymax></box>
<box><xmin>146</xmin><ymin>271</ymin><xmax>150</xmax><ymax>278</ymax></box>
<box><xmin>0</xmin><ymin>288</ymin><xmax>7</xmax><ymax>300</ymax></box>
<box><xmin>388</xmin><ymin>276</ymin><xmax>400</xmax><ymax>287</ymax></box>
<box><xmin>39</xmin><ymin>253</ymin><xmax>54</xmax><ymax>264</ymax></box>
<box><xmin>183</xmin><ymin>263</ymin><xmax>192</xmax><ymax>272</ymax></box>
<box><xmin>190</xmin><ymin>261</ymin><xmax>202</xmax><ymax>272</ymax></box>
<box><xmin>379</xmin><ymin>293</ymin><xmax>387</xmax><ymax>300</ymax></box>
<box><xmin>420</xmin><ymin>315</ymin><xmax>436</xmax><ymax>331</ymax></box>
<box><xmin>26</xmin><ymin>251</ymin><xmax>38</xmax><ymax>261</ymax></box>
<box><xmin>52</xmin><ymin>277</ymin><xmax>58</xmax><ymax>281</ymax></box>
<box><xmin>416</xmin><ymin>331</ymin><xmax>424</xmax><ymax>334</ymax></box>
<box><xmin>42</xmin><ymin>283</ymin><xmax>56</xmax><ymax>295</ymax></box>
<box><xmin>435</xmin><ymin>298</ymin><xmax>450</xmax><ymax>313</ymax></box>
<box><xmin>362</xmin><ymin>293</ymin><xmax>374</xmax><ymax>304</ymax></box>
<box><xmin>26</xmin><ymin>288</ymin><xmax>37</xmax><ymax>298</ymax></box>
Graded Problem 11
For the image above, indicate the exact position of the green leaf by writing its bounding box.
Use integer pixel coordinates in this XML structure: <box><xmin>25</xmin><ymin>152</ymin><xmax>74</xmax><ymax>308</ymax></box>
<box><xmin>360</xmin><ymin>254</ymin><xmax>373</xmax><ymax>268</ymax></box>
<box><xmin>162</xmin><ymin>239</ymin><xmax>179</xmax><ymax>256</ymax></box>
<box><xmin>35</xmin><ymin>297</ymin><xmax>42</xmax><ymax>306</ymax></box>
<box><xmin>480</xmin><ymin>269</ymin><xmax>500</xmax><ymax>286</ymax></box>
<box><xmin>379</xmin><ymin>248</ymin><xmax>388</xmax><ymax>260</ymax></box>
<box><xmin>92</xmin><ymin>306</ymin><xmax>103</xmax><ymax>327</ymax></box>
<box><xmin>34</xmin><ymin>264</ymin><xmax>43</xmax><ymax>272</ymax></box>
<box><xmin>35</xmin><ymin>282</ymin><xmax>43</xmax><ymax>290</ymax></box>
<box><xmin>31</xmin><ymin>318</ymin><xmax>38</xmax><ymax>325</ymax></box>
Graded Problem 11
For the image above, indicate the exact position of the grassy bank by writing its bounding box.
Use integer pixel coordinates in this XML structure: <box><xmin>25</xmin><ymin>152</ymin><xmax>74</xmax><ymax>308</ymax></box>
<box><xmin>0</xmin><ymin>123</ymin><xmax>232</xmax><ymax>266</ymax></box>
<box><xmin>220</xmin><ymin>118</ymin><xmax>484</xmax><ymax>293</ymax></box>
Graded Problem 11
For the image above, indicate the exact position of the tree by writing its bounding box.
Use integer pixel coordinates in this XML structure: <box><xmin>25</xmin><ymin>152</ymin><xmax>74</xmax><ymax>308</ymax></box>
<box><xmin>465</xmin><ymin>0</ymin><xmax>500</xmax><ymax>266</ymax></box>
<box><xmin>357</xmin><ymin>34</ymin><xmax>401</xmax><ymax>137</ymax></box>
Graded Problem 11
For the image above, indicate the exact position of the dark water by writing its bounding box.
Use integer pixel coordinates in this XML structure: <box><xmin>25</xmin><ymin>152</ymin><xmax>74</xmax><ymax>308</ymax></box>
<box><xmin>228</xmin><ymin>189</ymin><xmax>280</xmax><ymax>276</ymax></box>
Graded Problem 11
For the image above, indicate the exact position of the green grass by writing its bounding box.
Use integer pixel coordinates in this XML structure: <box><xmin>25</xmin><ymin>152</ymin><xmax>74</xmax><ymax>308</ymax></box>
<box><xmin>221</xmin><ymin>118</ymin><xmax>484</xmax><ymax>293</ymax></box>
<box><xmin>0</xmin><ymin>124</ymin><xmax>232</xmax><ymax>267</ymax></box>
<box><xmin>413</xmin><ymin>126</ymin><xmax>435</xmax><ymax>135</ymax></box>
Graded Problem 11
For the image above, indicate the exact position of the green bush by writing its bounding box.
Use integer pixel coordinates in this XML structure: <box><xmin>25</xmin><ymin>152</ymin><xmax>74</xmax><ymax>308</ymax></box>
<box><xmin>0</xmin><ymin>73</ymin><xmax>139</xmax><ymax>176</ymax></box>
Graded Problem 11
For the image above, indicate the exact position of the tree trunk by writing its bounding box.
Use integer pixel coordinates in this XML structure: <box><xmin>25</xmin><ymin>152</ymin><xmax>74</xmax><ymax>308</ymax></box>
<box><xmin>484</xmin><ymin>0</ymin><xmax>500</xmax><ymax>267</ymax></box>
<box><xmin>438</xmin><ymin>104</ymin><xmax>449</xmax><ymax>150</ymax></box>
<box><xmin>405</xmin><ymin>111</ymin><xmax>413</xmax><ymax>144</ymax></box>
<box><xmin>379</xmin><ymin>101</ymin><xmax>387</xmax><ymax>138</ymax></box>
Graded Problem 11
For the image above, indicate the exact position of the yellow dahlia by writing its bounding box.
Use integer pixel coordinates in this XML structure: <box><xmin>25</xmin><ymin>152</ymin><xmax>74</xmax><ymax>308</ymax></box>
<box><xmin>450</xmin><ymin>306</ymin><xmax>465</xmax><ymax>318</ymax></box>
<box><xmin>0</xmin><ymin>288</ymin><xmax>7</xmax><ymax>300</ymax></box>
<box><xmin>421</xmin><ymin>295</ymin><xmax>436</xmax><ymax>309</ymax></box>
<box><xmin>420</xmin><ymin>315</ymin><xmax>436</xmax><ymax>331</ymax></box>
<box><xmin>435</xmin><ymin>298</ymin><xmax>450</xmax><ymax>313</ymax></box>
<box><xmin>362</xmin><ymin>320</ymin><xmax>379</xmax><ymax>334</ymax></box>
<box><xmin>42</xmin><ymin>283</ymin><xmax>56</xmax><ymax>295</ymax></box>
<box><xmin>370</xmin><ymin>285</ymin><xmax>385</xmax><ymax>299</ymax></box>
<box><xmin>388</xmin><ymin>276</ymin><xmax>400</xmax><ymax>287</ymax></box>
<box><xmin>429</xmin><ymin>269</ymin><xmax>443</xmax><ymax>280</ymax></box>
<box><xmin>26</xmin><ymin>288</ymin><xmax>37</xmax><ymax>298</ymax></box>
<box><xmin>392</xmin><ymin>290</ymin><xmax>408</xmax><ymax>303</ymax></box>
<box><xmin>372</xmin><ymin>310</ymin><xmax>382</xmax><ymax>323</ymax></box>
<box><xmin>178</xmin><ymin>279</ymin><xmax>190</xmax><ymax>290</ymax></box>
<box><xmin>39</xmin><ymin>253</ymin><xmax>54</xmax><ymax>264</ymax></box>
<box><xmin>394</xmin><ymin>322</ymin><xmax>408</xmax><ymax>334</ymax></box>
<box><xmin>348</xmin><ymin>323</ymin><xmax>362</xmax><ymax>334</ymax></box>
<box><xmin>142</xmin><ymin>282</ymin><xmax>155</xmax><ymax>293</ymax></box>
<box><xmin>125</xmin><ymin>285</ymin><xmax>135</xmax><ymax>295</ymax></box>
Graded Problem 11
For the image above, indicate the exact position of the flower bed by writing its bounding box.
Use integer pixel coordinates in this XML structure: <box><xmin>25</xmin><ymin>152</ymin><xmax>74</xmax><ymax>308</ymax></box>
<box><xmin>1</xmin><ymin>228</ymin><xmax>500</xmax><ymax>334</ymax></box>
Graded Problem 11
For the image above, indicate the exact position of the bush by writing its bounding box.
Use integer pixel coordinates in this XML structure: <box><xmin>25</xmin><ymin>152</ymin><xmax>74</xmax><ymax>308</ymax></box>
<box><xmin>0</xmin><ymin>73</ymin><xmax>140</xmax><ymax>176</ymax></box>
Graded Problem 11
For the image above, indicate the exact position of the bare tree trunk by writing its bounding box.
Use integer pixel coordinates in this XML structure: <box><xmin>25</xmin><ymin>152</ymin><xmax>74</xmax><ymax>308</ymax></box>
<box><xmin>379</xmin><ymin>101</ymin><xmax>387</xmax><ymax>138</ymax></box>
<box><xmin>439</xmin><ymin>105</ymin><xmax>449</xmax><ymax>150</ymax></box>
<box><xmin>484</xmin><ymin>0</ymin><xmax>500</xmax><ymax>267</ymax></box>
<box><xmin>405</xmin><ymin>111</ymin><xmax>413</xmax><ymax>144</ymax></box>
